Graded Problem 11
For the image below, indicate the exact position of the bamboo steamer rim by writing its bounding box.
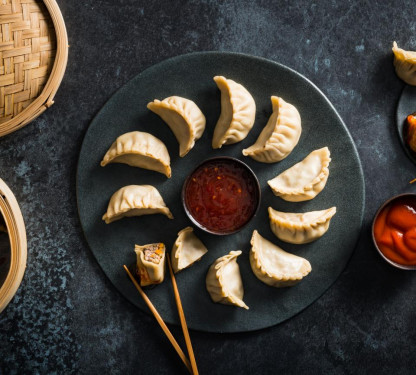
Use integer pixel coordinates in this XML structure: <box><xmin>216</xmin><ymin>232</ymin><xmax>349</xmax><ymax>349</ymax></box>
<box><xmin>0</xmin><ymin>179</ymin><xmax>27</xmax><ymax>313</ymax></box>
<box><xmin>0</xmin><ymin>0</ymin><xmax>69</xmax><ymax>137</ymax></box>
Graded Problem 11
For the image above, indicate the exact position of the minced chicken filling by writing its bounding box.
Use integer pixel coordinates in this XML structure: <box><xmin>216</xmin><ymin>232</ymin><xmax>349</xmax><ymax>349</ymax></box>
<box><xmin>144</xmin><ymin>243</ymin><xmax>165</xmax><ymax>264</ymax></box>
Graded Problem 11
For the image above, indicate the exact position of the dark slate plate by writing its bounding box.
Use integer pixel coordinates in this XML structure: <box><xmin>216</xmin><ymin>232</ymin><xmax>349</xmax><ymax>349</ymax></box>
<box><xmin>77</xmin><ymin>52</ymin><xmax>364</xmax><ymax>333</ymax></box>
<box><xmin>396</xmin><ymin>85</ymin><xmax>416</xmax><ymax>165</ymax></box>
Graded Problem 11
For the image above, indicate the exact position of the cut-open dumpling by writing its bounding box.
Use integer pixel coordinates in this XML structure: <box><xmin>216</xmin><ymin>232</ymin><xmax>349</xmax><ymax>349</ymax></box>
<box><xmin>171</xmin><ymin>226</ymin><xmax>208</xmax><ymax>273</ymax></box>
<box><xmin>100</xmin><ymin>131</ymin><xmax>171</xmax><ymax>178</ymax></box>
<box><xmin>269</xmin><ymin>206</ymin><xmax>337</xmax><ymax>244</ymax></box>
<box><xmin>268</xmin><ymin>147</ymin><xmax>331</xmax><ymax>202</ymax></box>
<box><xmin>250</xmin><ymin>230</ymin><xmax>311</xmax><ymax>287</ymax></box>
<box><xmin>212</xmin><ymin>76</ymin><xmax>256</xmax><ymax>149</ymax></box>
<box><xmin>206</xmin><ymin>250</ymin><xmax>248</xmax><ymax>309</ymax></box>
<box><xmin>243</xmin><ymin>96</ymin><xmax>301</xmax><ymax>162</ymax></box>
<box><xmin>147</xmin><ymin>96</ymin><xmax>206</xmax><ymax>157</ymax></box>
<box><xmin>392</xmin><ymin>41</ymin><xmax>416</xmax><ymax>85</ymax></box>
<box><xmin>102</xmin><ymin>185</ymin><xmax>173</xmax><ymax>224</ymax></box>
<box><xmin>135</xmin><ymin>242</ymin><xmax>166</xmax><ymax>286</ymax></box>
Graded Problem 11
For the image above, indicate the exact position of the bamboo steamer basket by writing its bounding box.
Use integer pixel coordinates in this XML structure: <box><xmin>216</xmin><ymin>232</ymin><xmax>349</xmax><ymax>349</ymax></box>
<box><xmin>0</xmin><ymin>178</ymin><xmax>26</xmax><ymax>313</ymax></box>
<box><xmin>0</xmin><ymin>0</ymin><xmax>68</xmax><ymax>137</ymax></box>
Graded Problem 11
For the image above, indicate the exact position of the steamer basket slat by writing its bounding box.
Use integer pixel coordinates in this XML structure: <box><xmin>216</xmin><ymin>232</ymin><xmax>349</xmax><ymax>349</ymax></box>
<box><xmin>0</xmin><ymin>0</ymin><xmax>68</xmax><ymax>137</ymax></box>
<box><xmin>0</xmin><ymin>178</ymin><xmax>27</xmax><ymax>313</ymax></box>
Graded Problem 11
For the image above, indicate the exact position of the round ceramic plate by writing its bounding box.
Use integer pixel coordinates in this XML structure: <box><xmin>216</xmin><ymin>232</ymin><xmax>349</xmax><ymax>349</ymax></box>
<box><xmin>77</xmin><ymin>52</ymin><xmax>364</xmax><ymax>333</ymax></box>
<box><xmin>396</xmin><ymin>85</ymin><xmax>416</xmax><ymax>165</ymax></box>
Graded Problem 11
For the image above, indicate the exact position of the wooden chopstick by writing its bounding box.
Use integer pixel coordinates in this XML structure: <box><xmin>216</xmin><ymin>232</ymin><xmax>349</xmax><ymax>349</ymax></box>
<box><xmin>123</xmin><ymin>265</ymin><xmax>192</xmax><ymax>374</ymax></box>
<box><xmin>167</xmin><ymin>256</ymin><xmax>199</xmax><ymax>375</ymax></box>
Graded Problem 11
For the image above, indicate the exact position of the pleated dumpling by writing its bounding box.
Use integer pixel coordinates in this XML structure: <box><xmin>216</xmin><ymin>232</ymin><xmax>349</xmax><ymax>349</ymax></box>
<box><xmin>100</xmin><ymin>131</ymin><xmax>171</xmax><ymax>178</ymax></box>
<box><xmin>249</xmin><ymin>230</ymin><xmax>311</xmax><ymax>287</ymax></box>
<box><xmin>206</xmin><ymin>250</ymin><xmax>248</xmax><ymax>309</ymax></box>
<box><xmin>268</xmin><ymin>147</ymin><xmax>331</xmax><ymax>202</ymax></box>
<box><xmin>147</xmin><ymin>96</ymin><xmax>206</xmax><ymax>157</ymax></box>
<box><xmin>102</xmin><ymin>185</ymin><xmax>173</xmax><ymax>224</ymax></box>
<box><xmin>171</xmin><ymin>226</ymin><xmax>208</xmax><ymax>273</ymax></box>
<box><xmin>243</xmin><ymin>96</ymin><xmax>301</xmax><ymax>163</ymax></box>
<box><xmin>268</xmin><ymin>206</ymin><xmax>336</xmax><ymax>244</ymax></box>
<box><xmin>135</xmin><ymin>242</ymin><xmax>166</xmax><ymax>286</ymax></box>
<box><xmin>392</xmin><ymin>41</ymin><xmax>416</xmax><ymax>85</ymax></box>
<box><xmin>212</xmin><ymin>76</ymin><xmax>256</xmax><ymax>149</ymax></box>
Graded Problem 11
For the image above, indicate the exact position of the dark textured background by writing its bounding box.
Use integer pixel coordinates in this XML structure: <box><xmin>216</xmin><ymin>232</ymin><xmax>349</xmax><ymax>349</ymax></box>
<box><xmin>1</xmin><ymin>0</ymin><xmax>415</xmax><ymax>374</ymax></box>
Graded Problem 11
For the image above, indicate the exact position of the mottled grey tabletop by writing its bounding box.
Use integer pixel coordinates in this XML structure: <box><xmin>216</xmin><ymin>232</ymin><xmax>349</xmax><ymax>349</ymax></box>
<box><xmin>1</xmin><ymin>1</ymin><xmax>415</xmax><ymax>374</ymax></box>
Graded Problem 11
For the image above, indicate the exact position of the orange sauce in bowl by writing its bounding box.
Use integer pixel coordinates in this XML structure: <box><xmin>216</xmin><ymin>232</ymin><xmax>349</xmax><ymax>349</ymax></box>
<box><xmin>373</xmin><ymin>196</ymin><xmax>416</xmax><ymax>266</ymax></box>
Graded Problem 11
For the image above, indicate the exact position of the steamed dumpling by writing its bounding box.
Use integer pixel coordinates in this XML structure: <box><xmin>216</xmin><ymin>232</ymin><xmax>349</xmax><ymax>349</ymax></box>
<box><xmin>100</xmin><ymin>131</ymin><xmax>171</xmax><ymax>178</ymax></box>
<box><xmin>249</xmin><ymin>230</ymin><xmax>311</xmax><ymax>287</ymax></box>
<box><xmin>392</xmin><ymin>41</ymin><xmax>416</xmax><ymax>85</ymax></box>
<box><xmin>206</xmin><ymin>250</ymin><xmax>248</xmax><ymax>309</ymax></box>
<box><xmin>268</xmin><ymin>147</ymin><xmax>331</xmax><ymax>202</ymax></box>
<box><xmin>102</xmin><ymin>185</ymin><xmax>173</xmax><ymax>224</ymax></box>
<box><xmin>135</xmin><ymin>242</ymin><xmax>166</xmax><ymax>286</ymax></box>
<box><xmin>243</xmin><ymin>96</ymin><xmax>301</xmax><ymax>163</ymax></box>
<box><xmin>268</xmin><ymin>206</ymin><xmax>337</xmax><ymax>244</ymax></box>
<box><xmin>147</xmin><ymin>96</ymin><xmax>206</xmax><ymax>157</ymax></box>
<box><xmin>212</xmin><ymin>76</ymin><xmax>256</xmax><ymax>149</ymax></box>
<box><xmin>171</xmin><ymin>226</ymin><xmax>208</xmax><ymax>273</ymax></box>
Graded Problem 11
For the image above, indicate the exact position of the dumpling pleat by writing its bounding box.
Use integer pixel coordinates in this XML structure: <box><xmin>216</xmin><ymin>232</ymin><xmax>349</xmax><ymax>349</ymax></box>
<box><xmin>268</xmin><ymin>207</ymin><xmax>337</xmax><ymax>244</ymax></box>
<box><xmin>102</xmin><ymin>185</ymin><xmax>173</xmax><ymax>224</ymax></box>
<box><xmin>206</xmin><ymin>250</ymin><xmax>249</xmax><ymax>309</ymax></box>
<box><xmin>171</xmin><ymin>226</ymin><xmax>208</xmax><ymax>273</ymax></box>
<box><xmin>249</xmin><ymin>230</ymin><xmax>311</xmax><ymax>287</ymax></box>
<box><xmin>392</xmin><ymin>41</ymin><xmax>416</xmax><ymax>85</ymax></box>
<box><xmin>101</xmin><ymin>131</ymin><xmax>171</xmax><ymax>178</ymax></box>
<box><xmin>212</xmin><ymin>76</ymin><xmax>256</xmax><ymax>149</ymax></box>
<box><xmin>267</xmin><ymin>147</ymin><xmax>331</xmax><ymax>201</ymax></box>
<box><xmin>147</xmin><ymin>96</ymin><xmax>206</xmax><ymax>157</ymax></box>
<box><xmin>243</xmin><ymin>96</ymin><xmax>301</xmax><ymax>163</ymax></box>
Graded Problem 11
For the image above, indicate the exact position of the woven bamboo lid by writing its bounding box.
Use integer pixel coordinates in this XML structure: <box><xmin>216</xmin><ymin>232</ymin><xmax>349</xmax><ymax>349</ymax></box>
<box><xmin>0</xmin><ymin>179</ymin><xmax>26</xmax><ymax>313</ymax></box>
<box><xmin>0</xmin><ymin>0</ymin><xmax>68</xmax><ymax>137</ymax></box>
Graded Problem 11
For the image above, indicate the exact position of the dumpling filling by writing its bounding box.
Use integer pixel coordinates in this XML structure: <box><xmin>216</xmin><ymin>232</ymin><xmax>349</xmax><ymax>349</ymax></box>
<box><xmin>135</xmin><ymin>242</ymin><xmax>166</xmax><ymax>286</ymax></box>
<box><xmin>143</xmin><ymin>243</ymin><xmax>164</xmax><ymax>264</ymax></box>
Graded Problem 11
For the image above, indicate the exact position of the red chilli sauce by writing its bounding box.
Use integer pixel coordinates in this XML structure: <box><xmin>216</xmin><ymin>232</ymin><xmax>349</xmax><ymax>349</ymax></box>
<box><xmin>374</xmin><ymin>196</ymin><xmax>416</xmax><ymax>266</ymax></box>
<box><xmin>184</xmin><ymin>159</ymin><xmax>259</xmax><ymax>233</ymax></box>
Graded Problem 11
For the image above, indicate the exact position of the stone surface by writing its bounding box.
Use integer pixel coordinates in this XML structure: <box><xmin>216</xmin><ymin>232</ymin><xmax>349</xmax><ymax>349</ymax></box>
<box><xmin>0</xmin><ymin>0</ymin><xmax>415</xmax><ymax>373</ymax></box>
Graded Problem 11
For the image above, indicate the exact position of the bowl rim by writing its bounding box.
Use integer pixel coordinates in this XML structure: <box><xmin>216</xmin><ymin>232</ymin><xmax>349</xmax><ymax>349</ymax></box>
<box><xmin>181</xmin><ymin>156</ymin><xmax>261</xmax><ymax>236</ymax></box>
<box><xmin>372</xmin><ymin>192</ymin><xmax>416</xmax><ymax>270</ymax></box>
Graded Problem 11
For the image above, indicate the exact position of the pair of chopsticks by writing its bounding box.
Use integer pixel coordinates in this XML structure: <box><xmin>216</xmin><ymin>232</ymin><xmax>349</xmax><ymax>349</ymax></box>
<box><xmin>123</xmin><ymin>255</ymin><xmax>198</xmax><ymax>375</ymax></box>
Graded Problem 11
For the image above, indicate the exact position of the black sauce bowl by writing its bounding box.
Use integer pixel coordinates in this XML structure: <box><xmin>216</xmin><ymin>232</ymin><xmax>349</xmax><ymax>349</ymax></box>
<box><xmin>182</xmin><ymin>156</ymin><xmax>261</xmax><ymax>236</ymax></box>
<box><xmin>372</xmin><ymin>193</ymin><xmax>416</xmax><ymax>270</ymax></box>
